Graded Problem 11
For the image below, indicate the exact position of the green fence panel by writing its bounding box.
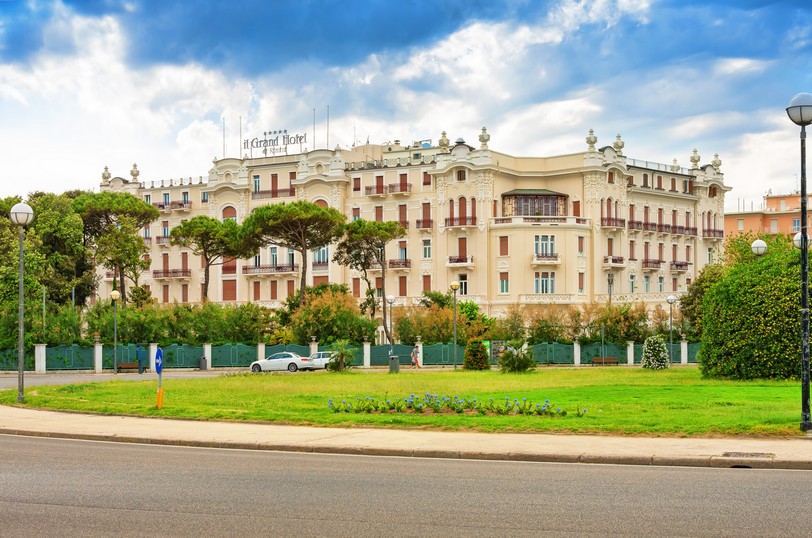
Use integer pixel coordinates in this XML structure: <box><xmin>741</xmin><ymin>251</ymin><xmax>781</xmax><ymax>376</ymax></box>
<box><xmin>101</xmin><ymin>345</ymin><xmax>131</xmax><ymax>369</ymax></box>
<box><xmin>634</xmin><ymin>344</ymin><xmax>644</xmax><ymax>364</ymax></box>
<box><xmin>264</xmin><ymin>344</ymin><xmax>286</xmax><ymax>357</ymax></box>
<box><xmin>45</xmin><ymin>345</ymin><xmax>95</xmax><ymax>370</ymax></box>
<box><xmin>688</xmin><ymin>342</ymin><xmax>701</xmax><ymax>363</ymax></box>
<box><xmin>210</xmin><ymin>344</ymin><xmax>252</xmax><ymax>367</ymax></box>
<box><xmin>530</xmin><ymin>343</ymin><xmax>575</xmax><ymax>365</ymax></box>
<box><xmin>0</xmin><ymin>348</ymin><xmax>17</xmax><ymax>370</ymax></box>
<box><xmin>581</xmin><ymin>342</ymin><xmax>625</xmax><ymax>364</ymax></box>
<box><xmin>160</xmin><ymin>344</ymin><xmax>204</xmax><ymax>368</ymax></box>
<box><xmin>286</xmin><ymin>344</ymin><xmax>311</xmax><ymax>357</ymax></box>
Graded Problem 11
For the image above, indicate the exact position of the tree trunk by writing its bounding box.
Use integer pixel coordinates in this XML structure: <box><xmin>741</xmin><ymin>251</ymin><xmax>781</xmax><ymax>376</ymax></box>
<box><xmin>298</xmin><ymin>248</ymin><xmax>308</xmax><ymax>306</ymax></box>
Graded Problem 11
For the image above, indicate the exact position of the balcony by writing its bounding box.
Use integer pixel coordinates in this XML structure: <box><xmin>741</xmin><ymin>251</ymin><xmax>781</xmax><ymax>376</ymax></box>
<box><xmin>388</xmin><ymin>259</ymin><xmax>411</xmax><ymax>271</ymax></box>
<box><xmin>447</xmin><ymin>255</ymin><xmax>474</xmax><ymax>267</ymax></box>
<box><xmin>251</xmin><ymin>188</ymin><xmax>295</xmax><ymax>200</ymax></box>
<box><xmin>445</xmin><ymin>216</ymin><xmax>476</xmax><ymax>227</ymax></box>
<box><xmin>685</xmin><ymin>227</ymin><xmax>698</xmax><ymax>236</ymax></box>
<box><xmin>415</xmin><ymin>219</ymin><xmax>434</xmax><ymax>231</ymax></box>
<box><xmin>673</xmin><ymin>225</ymin><xmax>686</xmax><ymax>235</ymax></box>
<box><xmin>153</xmin><ymin>269</ymin><xmax>191</xmax><ymax>280</ymax></box>
<box><xmin>600</xmin><ymin>217</ymin><xmax>626</xmax><ymax>229</ymax></box>
<box><xmin>531</xmin><ymin>253</ymin><xmax>560</xmax><ymax>266</ymax></box>
<box><xmin>104</xmin><ymin>271</ymin><xmax>115</xmax><ymax>281</ymax></box>
<box><xmin>603</xmin><ymin>255</ymin><xmax>626</xmax><ymax>269</ymax></box>
<box><xmin>143</xmin><ymin>237</ymin><xmax>152</xmax><ymax>246</ymax></box>
<box><xmin>170</xmin><ymin>201</ymin><xmax>192</xmax><ymax>211</ymax></box>
<box><xmin>642</xmin><ymin>222</ymin><xmax>658</xmax><ymax>233</ymax></box>
<box><xmin>387</xmin><ymin>183</ymin><xmax>412</xmax><ymax>195</ymax></box>
<box><xmin>642</xmin><ymin>259</ymin><xmax>663</xmax><ymax>271</ymax></box>
<box><xmin>365</xmin><ymin>185</ymin><xmax>387</xmax><ymax>197</ymax></box>
<box><xmin>703</xmin><ymin>229</ymin><xmax>724</xmax><ymax>240</ymax></box>
<box><xmin>396</xmin><ymin>220</ymin><xmax>410</xmax><ymax>230</ymax></box>
<box><xmin>628</xmin><ymin>220</ymin><xmax>643</xmax><ymax>231</ymax></box>
<box><xmin>491</xmin><ymin>216</ymin><xmax>590</xmax><ymax>226</ymax></box>
<box><xmin>657</xmin><ymin>224</ymin><xmax>672</xmax><ymax>234</ymax></box>
<box><xmin>241</xmin><ymin>264</ymin><xmax>299</xmax><ymax>276</ymax></box>
<box><xmin>155</xmin><ymin>236</ymin><xmax>171</xmax><ymax>247</ymax></box>
<box><xmin>670</xmin><ymin>261</ymin><xmax>689</xmax><ymax>272</ymax></box>
<box><xmin>152</xmin><ymin>202</ymin><xmax>171</xmax><ymax>212</ymax></box>
<box><xmin>312</xmin><ymin>261</ymin><xmax>329</xmax><ymax>271</ymax></box>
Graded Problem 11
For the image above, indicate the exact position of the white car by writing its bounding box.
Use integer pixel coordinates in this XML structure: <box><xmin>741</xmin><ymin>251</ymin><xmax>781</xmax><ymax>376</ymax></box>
<box><xmin>308</xmin><ymin>351</ymin><xmax>337</xmax><ymax>369</ymax></box>
<box><xmin>250</xmin><ymin>352</ymin><xmax>312</xmax><ymax>373</ymax></box>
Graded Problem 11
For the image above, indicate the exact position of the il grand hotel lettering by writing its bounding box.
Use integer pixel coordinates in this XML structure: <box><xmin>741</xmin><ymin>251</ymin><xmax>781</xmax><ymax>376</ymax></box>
<box><xmin>244</xmin><ymin>130</ymin><xmax>307</xmax><ymax>154</ymax></box>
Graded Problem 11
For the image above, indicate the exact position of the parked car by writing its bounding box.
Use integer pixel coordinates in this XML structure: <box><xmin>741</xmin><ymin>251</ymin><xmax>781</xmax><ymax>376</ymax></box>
<box><xmin>308</xmin><ymin>351</ymin><xmax>336</xmax><ymax>369</ymax></box>
<box><xmin>250</xmin><ymin>352</ymin><xmax>312</xmax><ymax>373</ymax></box>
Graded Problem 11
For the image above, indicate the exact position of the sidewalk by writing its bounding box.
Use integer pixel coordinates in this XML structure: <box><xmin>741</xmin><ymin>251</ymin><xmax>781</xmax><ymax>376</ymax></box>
<box><xmin>2</xmin><ymin>405</ymin><xmax>812</xmax><ymax>469</ymax></box>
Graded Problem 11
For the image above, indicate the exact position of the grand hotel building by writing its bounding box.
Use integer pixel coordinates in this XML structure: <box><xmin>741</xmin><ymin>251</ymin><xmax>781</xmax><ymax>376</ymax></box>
<box><xmin>99</xmin><ymin>128</ymin><xmax>728</xmax><ymax>316</ymax></box>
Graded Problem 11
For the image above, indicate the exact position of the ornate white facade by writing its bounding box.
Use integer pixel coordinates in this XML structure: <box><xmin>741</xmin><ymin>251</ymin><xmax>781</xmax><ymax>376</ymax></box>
<box><xmin>99</xmin><ymin>129</ymin><xmax>729</xmax><ymax>315</ymax></box>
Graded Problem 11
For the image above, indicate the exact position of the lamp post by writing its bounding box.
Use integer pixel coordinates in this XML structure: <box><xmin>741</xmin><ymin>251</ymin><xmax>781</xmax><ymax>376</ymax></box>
<box><xmin>10</xmin><ymin>202</ymin><xmax>34</xmax><ymax>403</ymax></box>
<box><xmin>110</xmin><ymin>289</ymin><xmax>120</xmax><ymax>374</ymax></box>
<box><xmin>787</xmin><ymin>92</ymin><xmax>812</xmax><ymax>432</ymax></box>
<box><xmin>386</xmin><ymin>294</ymin><xmax>395</xmax><ymax>355</ymax></box>
<box><xmin>450</xmin><ymin>280</ymin><xmax>460</xmax><ymax>369</ymax></box>
<box><xmin>666</xmin><ymin>295</ymin><xmax>676</xmax><ymax>364</ymax></box>
<box><xmin>608</xmin><ymin>272</ymin><xmax>614</xmax><ymax>305</ymax></box>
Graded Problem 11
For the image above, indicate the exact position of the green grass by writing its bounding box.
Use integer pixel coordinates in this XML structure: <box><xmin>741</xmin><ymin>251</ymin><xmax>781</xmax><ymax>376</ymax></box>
<box><xmin>0</xmin><ymin>367</ymin><xmax>804</xmax><ymax>437</ymax></box>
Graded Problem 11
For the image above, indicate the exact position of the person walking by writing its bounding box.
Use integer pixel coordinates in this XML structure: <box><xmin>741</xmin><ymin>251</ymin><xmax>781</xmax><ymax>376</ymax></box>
<box><xmin>410</xmin><ymin>345</ymin><xmax>421</xmax><ymax>369</ymax></box>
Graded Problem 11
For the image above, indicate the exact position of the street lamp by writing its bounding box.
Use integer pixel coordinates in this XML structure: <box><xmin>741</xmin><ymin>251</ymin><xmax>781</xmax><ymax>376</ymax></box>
<box><xmin>450</xmin><ymin>280</ymin><xmax>460</xmax><ymax>369</ymax></box>
<box><xmin>666</xmin><ymin>295</ymin><xmax>676</xmax><ymax>364</ymax></box>
<box><xmin>751</xmin><ymin>239</ymin><xmax>767</xmax><ymax>257</ymax></box>
<box><xmin>10</xmin><ymin>202</ymin><xmax>34</xmax><ymax>403</ymax></box>
<box><xmin>608</xmin><ymin>272</ymin><xmax>614</xmax><ymax>305</ymax></box>
<box><xmin>787</xmin><ymin>92</ymin><xmax>812</xmax><ymax>432</ymax></box>
<box><xmin>386</xmin><ymin>294</ymin><xmax>395</xmax><ymax>355</ymax></box>
<box><xmin>110</xmin><ymin>289</ymin><xmax>120</xmax><ymax>374</ymax></box>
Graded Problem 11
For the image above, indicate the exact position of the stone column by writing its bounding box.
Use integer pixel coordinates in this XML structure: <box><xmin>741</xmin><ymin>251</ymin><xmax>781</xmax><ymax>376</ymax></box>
<box><xmin>149</xmin><ymin>343</ymin><xmax>158</xmax><ymax>371</ymax></box>
<box><xmin>35</xmin><ymin>343</ymin><xmax>46</xmax><ymax>373</ymax></box>
<box><xmin>257</xmin><ymin>342</ymin><xmax>266</xmax><ymax>362</ymax></box>
<box><xmin>681</xmin><ymin>338</ymin><xmax>688</xmax><ymax>365</ymax></box>
<box><xmin>627</xmin><ymin>341</ymin><xmax>635</xmax><ymax>366</ymax></box>
<box><xmin>363</xmin><ymin>337</ymin><xmax>371</xmax><ymax>368</ymax></box>
<box><xmin>94</xmin><ymin>342</ymin><xmax>103</xmax><ymax>373</ymax></box>
<box><xmin>416</xmin><ymin>336</ymin><xmax>423</xmax><ymax>367</ymax></box>
<box><xmin>310</xmin><ymin>336</ymin><xmax>318</xmax><ymax>357</ymax></box>
<box><xmin>573</xmin><ymin>341</ymin><xmax>581</xmax><ymax>366</ymax></box>
<box><xmin>203</xmin><ymin>343</ymin><xmax>211</xmax><ymax>369</ymax></box>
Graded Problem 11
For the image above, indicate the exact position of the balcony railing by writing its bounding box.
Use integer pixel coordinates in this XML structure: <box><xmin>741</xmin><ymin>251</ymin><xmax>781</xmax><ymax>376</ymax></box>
<box><xmin>388</xmin><ymin>183</ymin><xmax>412</xmax><ymax>194</ymax></box>
<box><xmin>657</xmin><ymin>224</ymin><xmax>672</xmax><ymax>233</ymax></box>
<box><xmin>251</xmin><ymin>188</ymin><xmax>296</xmax><ymax>199</ymax></box>
<box><xmin>155</xmin><ymin>236</ymin><xmax>171</xmax><ymax>245</ymax></box>
<box><xmin>643</xmin><ymin>222</ymin><xmax>658</xmax><ymax>232</ymax></box>
<box><xmin>532</xmin><ymin>253</ymin><xmax>560</xmax><ymax>265</ymax></box>
<box><xmin>447</xmin><ymin>255</ymin><xmax>474</xmax><ymax>264</ymax></box>
<box><xmin>603</xmin><ymin>255</ymin><xmax>625</xmax><ymax>268</ymax></box>
<box><xmin>365</xmin><ymin>185</ymin><xmax>387</xmax><ymax>196</ymax></box>
<box><xmin>601</xmin><ymin>217</ymin><xmax>626</xmax><ymax>228</ymax></box>
<box><xmin>143</xmin><ymin>237</ymin><xmax>152</xmax><ymax>245</ymax></box>
<box><xmin>685</xmin><ymin>227</ymin><xmax>698</xmax><ymax>236</ymax></box>
<box><xmin>703</xmin><ymin>229</ymin><xmax>724</xmax><ymax>239</ymax></box>
<box><xmin>388</xmin><ymin>259</ymin><xmax>411</xmax><ymax>269</ymax></box>
<box><xmin>673</xmin><ymin>225</ymin><xmax>686</xmax><ymax>235</ymax></box>
<box><xmin>241</xmin><ymin>264</ymin><xmax>299</xmax><ymax>275</ymax></box>
<box><xmin>416</xmin><ymin>219</ymin><xmax>434</xmax><ymax>229</ymax></box>
<box><xmin>445</xmin><ymin>217</ymin><xmax>476</xmax><ymax>227</ymax></box>
<box><xmin>397</xmin><ymin>220</ymin><xmax>410</xmax><ymax>230</ymax></box>
<box><xmin>170</xmin><ymin>201</ymin><xmax>192</xmax><ymax>210</ymax></box>
<box><xmin>628</xmin><ymin>220</ymin><xmax>643</xmax><ymax>230</ymax></box>
<box><xmin>670</xmin><ymin>261</ymin><xmax>689</xmax><ymax>271</ymax></box>
<box><xmin>153</xmin><ymin>269</ymin><xmax>191</xmax><ymax>279</ymax></box>
<box><xmin>642</xmin><ymin>259</ymin><xmax>663</xmax><ymax>270</ymax></box>
<box><xmin>492</xmin><ymin>216</ymin><xmax>589</xmax><ymax>225</ymax></box>
<box><xmin>312</xmin><ymin>261</ymin><xmax>329</xmax><ymax>271</ymax></box>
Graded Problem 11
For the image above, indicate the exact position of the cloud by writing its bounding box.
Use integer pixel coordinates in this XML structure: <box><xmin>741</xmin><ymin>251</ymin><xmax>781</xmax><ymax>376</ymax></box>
<box><xmin>713</xmin><ymin>57</ymin><xmax>770</xmax><ymax>76</ymax></box>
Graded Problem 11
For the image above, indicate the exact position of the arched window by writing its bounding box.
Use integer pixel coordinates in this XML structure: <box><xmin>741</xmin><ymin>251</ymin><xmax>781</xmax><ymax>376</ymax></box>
<box><xmin>605</xmin><ymin>198</ymin><xmax>612</xmax><ymax>219</ymax></box>
<box><xmin>222</xmin><ymin>206</ymin><xmax>237</xmax><ymax>222</ymax></box>
<box><xmin>457</xmin><ymin>169</ymin><xmax>466</xmax><ymax>182</ymax></box>
<box><xmin>449</xmin><ymin>199</ymin><xmax>455</xmax><ymax>221</ymax></box>
<box><xmin>470</xmin><ymin>198</ymin><xmax>476</xmax><ymax>223</ymax></box>
<box><xmin>608</xmin><ymin>171</ymin><xmax>614</xmax><ymax>184</ymax></box>
<box><xmin>314</xmin><ymin>199</ymin><xmax>328</xmax><ymax>208</ymax></box>
<box><xmin>458</xmin><ymin>197</ymin><xmax>468</xmax><ymax>223</ymax></box>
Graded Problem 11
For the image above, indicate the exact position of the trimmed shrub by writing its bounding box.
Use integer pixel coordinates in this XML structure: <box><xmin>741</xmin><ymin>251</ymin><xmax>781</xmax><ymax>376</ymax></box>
<box><xmin>463</xmin><ymin>339</ymin><xmax>490</xmax><ymax>370</ymax></box>
<box><xmin>641</xmin><ymin>334</ymin><xmax>669</xmax><ymax>370</ymax></box>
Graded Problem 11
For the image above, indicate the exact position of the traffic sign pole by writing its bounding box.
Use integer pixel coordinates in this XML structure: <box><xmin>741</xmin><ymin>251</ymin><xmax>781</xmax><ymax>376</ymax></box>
<box><xmin>155</xmin><ymin>348</ymin><xmax>164</xmax><ymax>409</ymax></box>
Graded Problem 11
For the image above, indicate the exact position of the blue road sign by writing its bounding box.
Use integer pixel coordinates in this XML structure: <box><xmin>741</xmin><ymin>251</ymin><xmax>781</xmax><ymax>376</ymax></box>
<box><xmin>155</xmin><ymin>348</ymin><xmax>163</xmax><ymax>375</ymax></box>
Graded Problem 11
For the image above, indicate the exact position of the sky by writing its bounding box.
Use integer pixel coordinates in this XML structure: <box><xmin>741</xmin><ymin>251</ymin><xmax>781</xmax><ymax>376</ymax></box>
<box><xmin>1</xmin><ymin>0</ymin><xmax>811</xmax><ymax>211</ymax></box>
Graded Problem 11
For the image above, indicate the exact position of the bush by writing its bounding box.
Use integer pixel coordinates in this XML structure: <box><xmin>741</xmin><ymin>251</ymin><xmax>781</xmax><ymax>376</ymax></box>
<box><xmin>498</xmin><ymin>340</ymin><xmax>536</xmax><ymax>373</ymax></box>
<box><xmin>463</xmin><ymin>339</ymin><xmax>490</xmax><ymax>370</ymax></box>
<box><xmin>641</xmin><ymin>334</ymin><xmax>669</xmax><ymax>370</ymax></box>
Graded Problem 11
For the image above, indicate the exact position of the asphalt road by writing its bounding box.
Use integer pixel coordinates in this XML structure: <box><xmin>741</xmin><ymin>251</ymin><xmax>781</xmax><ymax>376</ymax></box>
<box><xmin>0</xmin><ymin>435</ymin><xmax>808</xmax><ymax>537</ymax></box>
<box><xmin>0</xmin><ymin>370</ymin><xmax>230</xmax><ymax>390</ymax></box>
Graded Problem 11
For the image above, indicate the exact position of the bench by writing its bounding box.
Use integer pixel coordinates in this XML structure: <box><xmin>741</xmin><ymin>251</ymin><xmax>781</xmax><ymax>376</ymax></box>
<box><xmin>117</xmin><ymin>362</ymin><xmax>148</xmax><ymax>373</ymax></box>
<box><xmin>592</xmin><ymin>357</ymin><xmax>619</xmax><ymax>366</ymax></box>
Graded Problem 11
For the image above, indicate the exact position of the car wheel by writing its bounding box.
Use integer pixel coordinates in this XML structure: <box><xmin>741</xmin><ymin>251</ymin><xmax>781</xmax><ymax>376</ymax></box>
<box><xmin>287</xmin><ymin>363</ymin><xmax>298</xmax><ymax>372</ymax></box>
<box><xmin>251</xmin><ymin>364</ymin><xmax>261</xmax><ymax>373</ymax></box>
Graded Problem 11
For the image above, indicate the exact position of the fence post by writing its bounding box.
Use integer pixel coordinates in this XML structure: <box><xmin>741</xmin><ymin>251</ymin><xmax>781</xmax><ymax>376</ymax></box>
<box><xmin>257</xmin><ymin>342</ymin><xmax>265</xmax><ymax>362</ymax></box>
<box><xmin>681</xmin><ymin>337</ymin><xmax>688</xmax><ymax>365</ymax></box>
<box><xmin>573</xmin><ymin>341</ymin><xmax>581</xmax><ymax>366</ymax></box>
<box><xmin>35</xmin><ymin>343</ymin><xmax>46</xmax><ymax>373</ymax></box>
<box><xmin>416</xmin><ymin>336</ymin><xmax>423</xmax><ymax>367</ymax></box>
<box><xmin>203</xmin><ymin>343</ymin><xmax>212</xmax><ymax>369</ymax></box>
<box><xmin>627</xmin><ymin>341</ymin><xmax>635</xmax><ymax>366</ymax></box>
<box><xmin>310</xmin><ymin>336</ymin><xmax>318</xmax><ymax>357</ymax></box>
<box><xmin>363</xmin><ymin>338</ymin><xmax>371</xmax><ymax>368</ymax></box>
<box><xmin>94</xmin><ymin>342</ymin><xmax>103</xmax><ymax>373</ymax></box>
<box><xmin>149</xmin><ymin>343</ymin><xmax>158</xmax><ymax>371</ymax></box>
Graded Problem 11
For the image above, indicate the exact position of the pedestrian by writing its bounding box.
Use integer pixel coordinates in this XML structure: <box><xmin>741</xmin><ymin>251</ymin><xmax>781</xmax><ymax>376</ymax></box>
<box><xmin>410</xmin><ymin>345</ymin><xmax>421</xmax><ymax>369</ymax></box>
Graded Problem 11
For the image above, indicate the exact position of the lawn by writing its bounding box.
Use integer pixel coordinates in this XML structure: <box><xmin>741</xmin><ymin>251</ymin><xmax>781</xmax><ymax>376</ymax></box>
<box><xmin>0</xmin><ymin>366</ymin><xmax>803</xmax><ymax>437</ymax></box>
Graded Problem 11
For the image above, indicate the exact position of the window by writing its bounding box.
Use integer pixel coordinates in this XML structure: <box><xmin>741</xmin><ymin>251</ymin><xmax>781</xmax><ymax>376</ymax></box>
<box><xmin>644</xmin><ymin>275</ymin><xmax>650</xmax><ymax>293</ymax></box>
<box><xmin>793</xmin><ymin>218</ymin><xmax>801</xmax><ymax>233</ymax></box>
<box><xmin>222</xmin><ymin>206</ymin><xmax>237</xmax><ymax>222</ymax></box>
<box><xmin>270</xmin><ymin>246</ymin><xmax>278</xmax><ymax>266</ymax></box>
<box><xmin>144</xmin><ymin>226</ymin><xmax>151</xmax><ymax>238</ymax></box>
<box><xmin>499</xmin><ymin>272</ymin><xmax>509</xmax><ymax>294</ymax></box>
<box><xmin>375</xmin><ymin>277</ymin><xmax>383</xmax><ymax>298</ymax></box>
<box><xmin>672</xmin><ymin>277</ymin><xmax>678</xmax><ymax>292</ymax></box>
<box><xmin>352</xmin><ymin>278</ymin><xmax>360</xmax><ymax>298</ymax></box>
<box><xmin>375</xmin><ymin>206</ymin><xmax>383</xmax><ymax>222</ymax></box>
<box><xmin>458</xmin><ymin>274</ymin><xmax>468</xmax><ymax>295</ymax></box>
<box><xmin>289</xmin><ymin>171</ymin><xmax>297</xmax><ymax>181</ymax></box>
<box><xmin>253</xmin><ymin>281</ymin><xmax>261</xmax><ymax>301</ymax></box>
<box><xmin>686</xmin><ymin>245</ymin><xmax>691</xmax><ymax>262</ymax></box>
<box><xmin>399</xmin><ymin>241</ymin><xmax>407</xmax><ymax>260</ymax></box>
<box><xmin>422</xmin><ymin>239</ymin><xmax>431</xmax><ymax>259</ymax></box>
<box><xmin>535</xmin><ymin>235</ymin><xmax>555</xmax><ymax>256</ymax></box>
<box><xmin>423</xmin><ymin>274</ymin><xmax>431</xmax><ymax>292</ymax></box>
<box><xmin>534</xmin><ymin>272</ymin><xmax>555</xmax><ymax>294</ymax></box>
<box><xmin>672</xmin><ymin>244</ymin><xmax>678</xmax><ymax>261</ymax></box>
<box><xmin>271</xmin><ymin>280</ymin><xmax>278</xmax><ymax>300</ymax></box>
<box><xmin>577</xmin><ymin>236</ymin><xmax>585</xmax><ymax>255</ymax></box>
<box><xmin>629</xmin><ymin>274</ymin><xmax>636</xmax><ymax>293</ymax></box>
<box><xmin>399</xmin><ymin>275</ymin><xmax>407</xmax><ymax>296</ymax></box>
<box><xmin>182</xmin><ymin>284</ymin><xmax>188</xmax><ymax>303</ymax></box>
<box><xmin>144</xmin><ymin>194</ymin><xmax>151</xmax><ymax>205</ymax></box>
<box><xmin>352</xmin><ymin>207</ymin><xmax>360</xmax><ymax>221</ymax></box>
<box><xmin>201</xmin><ymin>192</ymin><xmax>209</xmax><ymax>203</ymax></box>
<box><xmin>353</xmin><ymin>177</ymin><xmax>361</xmax><ymax>192</ymax></box>
<box><xmin>287</xmin><ymin>280</ymin><xmax>295</xmax><ymax>298</ymax></box>
<box><xmin>642</xmin><ymin>173</ymin><xmax>649</xmax><ymax>187</ymax></box>
<box><xmin>573</xmin><ymin>200</ymin><xmax>580</xmax><ymax>217</ymax></box>
<box><xmin>254</xmin><ymin>254</ymin><xmax>261</xmax><ymax>267</ymax></box>
<box><xmin>608</xmin><ymin>171</ymin><xmax>614</xmax><ymax>184</ymax></box>
<box><xmin>656</xmin><ymin>176</ymin><xmax>663</xmax><ymax>189</ymax></box>
<box><xmin>253</xmin><ymin>175</ymin><xmax>260</xmax><ymax>192</ymax></box>
<box><xmin>162</xmin><ymin>221</ymin><xmax>169</xmax><ymax>237</ymax></box>
<box><xmin>163</xmin><ymin>193</ymin><xmax>170</xmax><ymax>205</ymax></box>
<box><xmin>578</xmin><ymin>272</ymin><xmax>585</xmax><ymax>294</ymax></box>
<box><xmin>457</xmin><ymin>169</ymin><xmax>466</xmax><ymax>182</ymax></box>
<box><xmin>315</xmin><ymin>246</ymin><xmax>329</xmax><ymax>264</ymax></box>
<box><xmin>629</xmin><ymin>240</ymin><xmax>636</xmax><ymax>260</ymax></box>
<box><xmin>770</xmin><ymin>218</ymin><xmax>778</xmax><ymax>233</ymax></box>
<box><xmin>222</xmin><ymin>280</ymin><xmax>236</xmax><ymax>302</ymax></box>
<box><xmin>288</xmin><ymin>248</ymin><xmax>295</xmax><ymax>265</ymax></box>
<box><xmin>499</xmin><ymin>236</ymin><xmax>509</xmax><ymax>256</ymax></box>
<box><xmin>670</xmin><ymin>177</ymin><xmax>676</xmax><ymax>191</ymax></box>
<box><xmin>658</xmin><ymin>276</ymin><xmax>664</xmax><ymax>292</ymax></box>
<box><xmin>423</xmin><ymin>171</ymin><xmax>431</xmax><ymax>186</ymax></box>
<box><xmin>707</xmin><ymin>247</ymin><xmax>713</xmax><ymax>264</ymax></box>
<box><xmin>163</xmin><ymin>284</ymin><xmax>169</xmax><ymax>304</ymax></box>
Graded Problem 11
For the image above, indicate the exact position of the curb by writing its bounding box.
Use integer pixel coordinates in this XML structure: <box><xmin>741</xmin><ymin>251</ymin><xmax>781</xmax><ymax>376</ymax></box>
<box><xmin>3</xmin><ymin>427</ymin><xmax>811</xmax><ymax>470</ymax></box>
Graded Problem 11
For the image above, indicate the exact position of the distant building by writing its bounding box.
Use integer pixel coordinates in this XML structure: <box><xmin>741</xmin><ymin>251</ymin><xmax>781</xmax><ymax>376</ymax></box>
<box><xmin>725</xmin><ymin>192</ymin><xmax>808</xmax><ymax>238</ymax></box>
<box><xmin>99</xmin><ymin>128</ymin><xmax>729</xmax><ymax>315</ymax></box>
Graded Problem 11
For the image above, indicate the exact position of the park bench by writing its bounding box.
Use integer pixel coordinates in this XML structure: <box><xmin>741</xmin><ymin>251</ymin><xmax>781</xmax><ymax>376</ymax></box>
<box><xmin>592</xmin><ymin>357</ymin><xmax>619</xmax><ymax>366</ymax></box>
<box><xmin>117</xmin><ymin>362</ymin><xmax>148</xmax><ymax>373</ymax></box>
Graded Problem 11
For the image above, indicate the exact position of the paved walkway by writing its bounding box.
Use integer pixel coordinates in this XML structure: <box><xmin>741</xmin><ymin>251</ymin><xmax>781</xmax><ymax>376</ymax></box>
<box><xmin>2</xmin><ymin>405</ymin><xmax>812</xmax><ymax>469</ymax></box>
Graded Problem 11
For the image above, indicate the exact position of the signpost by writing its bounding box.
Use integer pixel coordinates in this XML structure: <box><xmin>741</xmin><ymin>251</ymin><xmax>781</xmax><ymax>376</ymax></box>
<box><xmin>155</xmin><ymin>348</ymin><xmax>164</xmax><ymax>409</ymax></box>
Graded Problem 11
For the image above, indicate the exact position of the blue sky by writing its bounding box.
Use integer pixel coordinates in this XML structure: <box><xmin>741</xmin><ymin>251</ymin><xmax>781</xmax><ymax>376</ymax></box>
<box><xmin>1</xmin><ymin>0</ymin><xmax>811</xmax><ymax>210</ymax></box>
